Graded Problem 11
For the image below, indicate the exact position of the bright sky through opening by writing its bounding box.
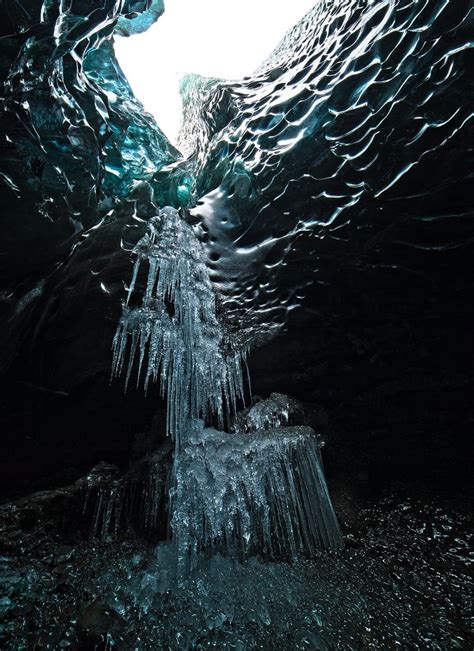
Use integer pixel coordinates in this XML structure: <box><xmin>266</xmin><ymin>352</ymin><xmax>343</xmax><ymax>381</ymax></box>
<box><xmin>115</xmin><ymin>0</ymin><xmax>316</xmax><ymax>146</ymax></box>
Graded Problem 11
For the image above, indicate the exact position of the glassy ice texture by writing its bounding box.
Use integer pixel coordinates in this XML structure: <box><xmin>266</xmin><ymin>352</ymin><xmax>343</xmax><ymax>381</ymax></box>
<box><xmin>2</xmin><ymin>486</ymin><xmax>471</xmax><ymax>649</ymax></box>
<box><xmin>0</xmin><ymin>1</ymin><xmax>179</xmax><ymax>291</ymax></box>
<box><xmin>112</xmin><ymin>207</ymin><xmax>247</xmax><ymax>445</ymax></box>
<box><xmin>182</xmin><ymin>0</ymin><xmax>473</xmax><ymax>342</ymax></box>
<box><xmin>0</xmin><ymin>1</ymin><xmax>472</xmax><ymax>647</ymax></box>
<box><xmin>82</xmin><ymin>450</ymin><xmax>171</xmax><ymax>540</ymax></box>
<box><xmin>172</xmin><ymin>421</ymin><xmax>342</xmax><ymax>573</ymax></box>
<box><xmin>0</xmin><ymin>0</ymin><xmax>471</xmax><ymax>366</ymax></box>
<box><xmin>111</xmin><ymin>205</ymin><xmax>341</xmax><ymax>563</ymax></box>
<box><xmin>232</xmin><ymin>392</ymin><xmax>307</xmax><ymax>433</ymax></box>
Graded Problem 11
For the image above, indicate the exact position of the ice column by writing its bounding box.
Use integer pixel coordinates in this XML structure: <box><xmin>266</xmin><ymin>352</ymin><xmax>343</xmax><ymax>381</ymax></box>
<box><xmin>112</xmin><ymin>207</ymin><xmax>341</xmax><ymax>570</ymax></box>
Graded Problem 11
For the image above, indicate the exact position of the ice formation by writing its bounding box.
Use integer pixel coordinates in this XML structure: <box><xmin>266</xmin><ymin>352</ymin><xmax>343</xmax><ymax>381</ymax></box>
<box><xmin>0</xmin><ymin>0</ymin><xmax>472</xmax><ymax>647</ymax></box>
<box><xmin>172</xmin><ymin>421</ymin><xmax>342</xmax><ymax>573</ymax></box>
<box><xmin>232</xmin><ymin>392</ymin><xmax>307</xmax><ymax>433</ymax></box>
<box><xmin>112</xmin><ymin>206</ymin><xmax>247</xmax><ymax>446</ymax></box>
<box><xmin>82</xmin><ymin>451</ymin><xmax>171</xmax><ymax>539</ymax></box>
<box><xmin>112</xmin><ymin>207</ymin><xmax>341</xmax><ymax>567</ymax></box>
<box><xmin>182</xmin><ymin>0</ymin><xmax>473</xmax><ymax>340</ymax></box>
<box><xmin>0</xmin><ymin>0</ymin><xmax>471</xmax><ymax>369</ymax></box>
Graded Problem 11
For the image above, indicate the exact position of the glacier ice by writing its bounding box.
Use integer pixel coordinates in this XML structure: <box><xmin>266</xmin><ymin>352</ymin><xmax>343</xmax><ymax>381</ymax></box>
<box><xmin>232</xmin><ymin>391</ymin><xmax>307</xmax><ymax>433</ymax></box>
<box><xmin>182</xmin><ymin>0</ymin><xmax>473</xmax><ymax>341</ymax></box>
<box><xmin>1</xmin><ymin>0</ymin><xmax>471</xmax><ymax>376</ymax></box>
<box><xmin>8</xmin><ymin>0</ymin><xmax>471</xmax><ymax>582</ymax></box>
<box><xmin>82</xmin><ymin>451</ymin><xmax>171</xmax><ymax>540</ymax></box>
<box><xmin>0</xmin><ymin>0</ymin><xmax>472</xmax><ymax>647</ymax></box>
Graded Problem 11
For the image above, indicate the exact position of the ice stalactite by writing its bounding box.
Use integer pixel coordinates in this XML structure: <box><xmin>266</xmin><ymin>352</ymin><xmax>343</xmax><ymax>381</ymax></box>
<box><xmin>172</xmin><ymin>421</ymin><xmax>342</xmax><ymax>574</ymax></box>
<box><xmin>112</xmin><ymin>206</ymin><xmax>247</xmax><ymax>447</ymax></box>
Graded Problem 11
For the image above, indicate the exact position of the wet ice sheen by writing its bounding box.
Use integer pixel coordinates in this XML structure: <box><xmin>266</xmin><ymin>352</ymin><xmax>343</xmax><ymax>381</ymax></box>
<box><xmin>2</xmin><ymin>489</ymin><xmax>470</xmax><ymax>649</ymax></box>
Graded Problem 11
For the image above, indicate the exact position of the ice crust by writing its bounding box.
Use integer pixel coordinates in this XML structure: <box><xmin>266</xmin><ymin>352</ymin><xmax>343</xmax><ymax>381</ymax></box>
<box><xmin>232</xmin><ymin>391</ymin><xmax>307</xmax><ymax>433</ymax></box>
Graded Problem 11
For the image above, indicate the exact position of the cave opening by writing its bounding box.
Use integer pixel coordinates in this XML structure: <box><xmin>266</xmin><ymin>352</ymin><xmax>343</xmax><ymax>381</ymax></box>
<box><xmin>114</xmin><ymin>0</ymin><xmax>317</xmax><ymax>144</ymax></box>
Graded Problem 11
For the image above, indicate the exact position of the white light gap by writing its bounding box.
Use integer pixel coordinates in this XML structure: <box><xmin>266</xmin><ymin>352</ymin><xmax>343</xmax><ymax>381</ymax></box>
<box><xmin>115</xmin><ymin>0</ymin><xmax>316</xmax><ymax>145</ymax></box>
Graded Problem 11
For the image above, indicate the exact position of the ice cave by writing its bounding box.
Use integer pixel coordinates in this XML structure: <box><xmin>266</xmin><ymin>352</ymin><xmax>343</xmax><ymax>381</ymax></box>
<box><xmin>0</xmin><ymin>1</ymin><xmax>472</xmax><ymax>649</ymax></box>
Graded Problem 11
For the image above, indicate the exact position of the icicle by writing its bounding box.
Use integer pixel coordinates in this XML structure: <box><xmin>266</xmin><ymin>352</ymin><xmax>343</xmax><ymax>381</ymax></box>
<box><xmin>112</xmin><ymin>206</ymin><xmax>247</xmax><ymax>447</ymax></box>
<box><xmin>112</xmin><ymin>207</ymin><xmax>341</xmax><ymax>574</ymax></box>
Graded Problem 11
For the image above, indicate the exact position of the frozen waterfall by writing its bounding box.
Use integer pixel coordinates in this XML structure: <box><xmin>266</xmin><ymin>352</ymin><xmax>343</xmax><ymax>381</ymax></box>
<box><xmin>112</xmin><ymin>206</ymin><xmax>247</xmax><ymax>447</ymax></box>
<box><xmin>172</xmin><ymin>420</ymin><xmax>342</xmax><ymax>574</ymax></box>
<box><xmin>112</xmin><ymin>206</ymin><xmax>341</xmax><ymax>568</ymax></box>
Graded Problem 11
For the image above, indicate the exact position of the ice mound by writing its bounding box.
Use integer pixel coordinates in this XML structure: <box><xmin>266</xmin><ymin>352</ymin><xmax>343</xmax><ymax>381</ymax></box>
<box><xmin>172</xmin><ymin>420</ymin><xmax>342</xmax><ymax>573</ymax></box>
<box><xmin>232</xmin><ymin>392</ymin><xmax>307</xmax><ymax>432</ymax></box>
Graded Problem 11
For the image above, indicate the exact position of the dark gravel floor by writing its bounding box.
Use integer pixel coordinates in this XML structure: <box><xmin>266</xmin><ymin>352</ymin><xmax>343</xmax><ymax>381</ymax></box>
<box><xmin>0</xmin><ymin>477</ymin><xmax>471</xmax><ymax>650</ymax></box>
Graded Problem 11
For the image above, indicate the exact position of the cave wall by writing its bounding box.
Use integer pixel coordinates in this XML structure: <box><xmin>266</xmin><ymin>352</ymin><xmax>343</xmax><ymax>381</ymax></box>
<box><xmin>0</xmin><ymin>0</ymin><xmax>473</xmax><ymax>495</ymax></box>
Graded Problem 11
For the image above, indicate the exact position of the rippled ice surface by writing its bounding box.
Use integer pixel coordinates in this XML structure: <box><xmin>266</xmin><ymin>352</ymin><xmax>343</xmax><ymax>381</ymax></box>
<box><xmin>1</xmin><ymin>486</ymin><xmax>471</xmax><ymax>649</ymax></box>
<box><xmin>183</xmin><ymin>0</ymin><xmax>473</xmax><ymax>341</ymax></box>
